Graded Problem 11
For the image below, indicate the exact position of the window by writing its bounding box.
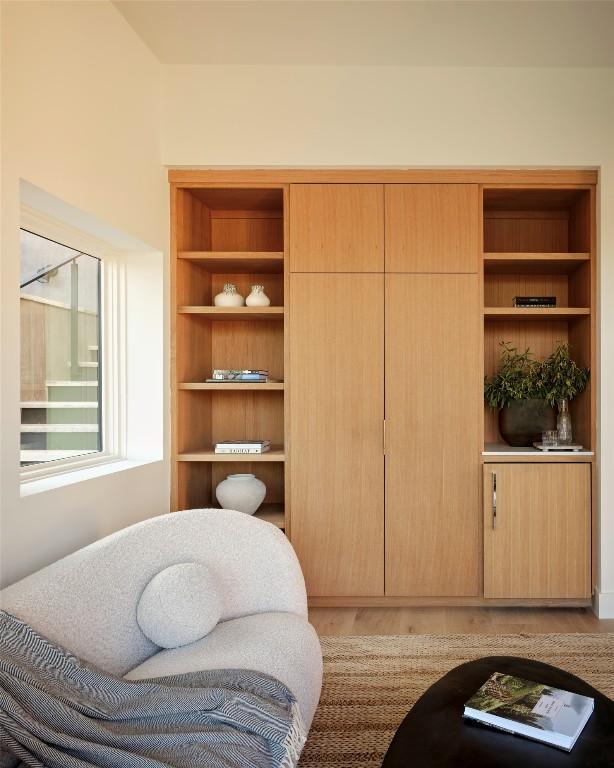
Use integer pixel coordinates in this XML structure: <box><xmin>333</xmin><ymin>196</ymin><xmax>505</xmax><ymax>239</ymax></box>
<box><xmin>20</xmin><ymin>229</ymin><xmax>102</xmax><ymax>468</ymax></box>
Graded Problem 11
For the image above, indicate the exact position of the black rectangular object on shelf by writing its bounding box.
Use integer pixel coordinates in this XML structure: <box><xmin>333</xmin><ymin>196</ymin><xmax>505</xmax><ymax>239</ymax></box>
<box><xmin>513</xmin><ymin>296</ymin><xmax>557</xmax><ymax>308</ymax></box>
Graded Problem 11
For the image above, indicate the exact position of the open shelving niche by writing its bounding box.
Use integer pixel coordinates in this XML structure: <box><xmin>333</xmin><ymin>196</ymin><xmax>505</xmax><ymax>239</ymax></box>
<box><xmin>481</xmin><ymin>186</ymin><xmax>595</xmax><ymax>456</ymax></box>
<box><xmin>172</xmin><ymin>186</ymin><xmax>288</xmax><ymax>531</ymax></box>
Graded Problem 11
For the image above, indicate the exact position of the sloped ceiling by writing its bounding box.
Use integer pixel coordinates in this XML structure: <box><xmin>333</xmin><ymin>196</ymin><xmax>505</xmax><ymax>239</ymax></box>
<box><xmin>113</xmin><ymin>0</ymin><xmax>614</xmax><ymax>67</ymax></box>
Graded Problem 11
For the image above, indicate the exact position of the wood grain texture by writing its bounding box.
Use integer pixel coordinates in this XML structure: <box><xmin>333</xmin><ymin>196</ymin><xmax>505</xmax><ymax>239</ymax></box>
<box><xmin>484</xmin><ymin>213</ymin><xmax>569</xmax><ymax>253</ymax></box>
<box><xmin>178</xmin><ymin>252</ymin><xmax>284</xmax><ymax>273</ymax></box>
<box><xmin>483</xmin><ymin>463</ymin><xmax>591</xmax><ymax>599</ymax></box>
<box><xmin>307</xmin><ymin>606</ymin><xmax>613</xmax><ymax>634</ymax></box>
<box><xmin>484</xmin><ymin>272</ymin><xmax>568</xmax><ymax>308</ymax></box>
<box><xmin>210</xmin><ymin>390</ymin><xmax>284</xmax><ymax>446</ymax></box>
<box><xmin>386</xmin><ymin>275</ymin><xmax>481</xmax><ymax>597</ymax></box>
<box><xmin>178</xmin><ymin>447</ymin><xmax>285</xmax><ymax>461</ymax></box>
<box><xmin>289</xmin><ymin>184</ymin><xmax>384</xmax><ymax>272</ymax></box>
<box><xmin>170</xmin><ymin>170</ymin><xmax>598</xmax><ymax>185</ymax></box>
<box><xmin>211</xmin><ymin>217</ymin><xmax>283</xmax><ymax>252</ymax></box>
<box><xmin>385</xmin><ymin>184</ymin><xmax>479</xmax><ymax>272</ymax></box>
<box><xmin>483</xmin><ymin>253</ymin><xmax>590</xmax><ymax>274</ymax></box>
<box><xmin>211</xmin><ymin>319</ymin><xmax>284</xmax><ymax>382</ymax></box>
<box><xmin>483</xmin><ymin>307</ymin><xmax>589</xmax><ymax>319</ymax></box>
<box><xmin>289</xmin><ymin>274</ymin><xmax>385</xmax><ymax>596</ymax></box>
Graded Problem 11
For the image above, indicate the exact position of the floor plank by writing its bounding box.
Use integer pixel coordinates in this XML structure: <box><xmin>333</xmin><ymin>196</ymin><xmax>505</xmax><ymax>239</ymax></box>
<box><xmin>308</xmin><ymin>607</ymin><xmax>614</xmax><ymax>635</ymax></box>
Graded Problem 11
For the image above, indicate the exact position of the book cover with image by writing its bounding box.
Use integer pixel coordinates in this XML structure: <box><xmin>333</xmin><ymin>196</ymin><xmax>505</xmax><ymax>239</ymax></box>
<box><xmin>464</xmin><ymin>672</ymin><xmax>594</xmax><ymax>751</ymax></box>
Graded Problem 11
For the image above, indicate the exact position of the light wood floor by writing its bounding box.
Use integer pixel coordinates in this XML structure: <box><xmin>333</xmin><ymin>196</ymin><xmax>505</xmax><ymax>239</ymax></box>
<box><xmin>308</xmin><ymin>607</ymin><xmax>614</xmax><ymax>636</ymax></box>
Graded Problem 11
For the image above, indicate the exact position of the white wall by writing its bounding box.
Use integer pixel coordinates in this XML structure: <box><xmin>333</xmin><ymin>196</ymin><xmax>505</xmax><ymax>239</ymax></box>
<box><xmin>1</xmin><ymin>1</ymin><xmax>169</xmax><ymax>587</ymax></box>
<box><xmin>162</xmin><ymin>64</ymin><xmax>614</xmax><ymax>616</ymax></box>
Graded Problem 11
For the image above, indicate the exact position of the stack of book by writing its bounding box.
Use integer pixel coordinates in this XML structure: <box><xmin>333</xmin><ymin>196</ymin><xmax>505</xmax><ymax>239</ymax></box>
<box><xmin>207</xmin><ymin>369</ymin><xmax>269</xmax><ymax>383</ymax></box>
<box><xmin>214</xmin><ymin>440</ymin><xmax>271</xmax><ymax>454</ymax></box>
<box><xmin>463</xmin><ymin>671</ymin><xmax>594</xmax><ymax>752</ymax></box>
<box><xmin>513</xmin><ymin>296</ymin><xmax>557</xmax><ymax>308</ymax></box>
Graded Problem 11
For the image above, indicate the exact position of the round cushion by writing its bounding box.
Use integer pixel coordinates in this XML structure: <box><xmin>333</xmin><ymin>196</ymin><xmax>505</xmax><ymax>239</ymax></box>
<box><xmin>136</xmin><ymin>562</ymin><xmax>221</xmax><ymax>648</ymax></box>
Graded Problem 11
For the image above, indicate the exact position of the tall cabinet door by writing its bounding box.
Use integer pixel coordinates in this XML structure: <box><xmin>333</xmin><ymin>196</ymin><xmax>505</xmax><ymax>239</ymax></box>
<box><xmin>386</xmin><ymin>275</ymin><xmax>481</xmax><ymax>596</ymax></box>
<box><xmin>483</xmin><ymin>464</ymin><xmax>591</xmax><ymax>599</ymax></box>
<box><xmin>290</xmin><ymin>274</ymin><xmax>385</xmax><ymax>596</ymax></box>
<box><xmin>385</xmin><ymin>184</ymin><xmax>479</xmax><ymax>272</ymax></box>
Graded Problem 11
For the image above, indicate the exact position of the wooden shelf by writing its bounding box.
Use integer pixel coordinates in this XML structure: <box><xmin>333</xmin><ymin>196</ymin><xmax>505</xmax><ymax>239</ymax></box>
<box><xmin>483</xmin><ymin>253</ymin><xmax>590</xmax><ymax>274</ymax></box>
<box><xmin>178</xmin><ymin>382</ymin><xmax>284</xmax><ymax>391</ymax></box>
<box><xmin>177</xmin><ymin>447</ymin><xmax>285</xmax><ymax>462</ymax></box>
<box><xmin>484</xmin><ymin>307</ymin><xmax>590</xmax><ymax>320</ymax></box>
<box><xmin>177</xmin><ymin>306</ymin><xmax>284</xmax><ymax>320</ymax></box>
<box><xmin>178</xmin><ymin>251</ymin><xmax>284</xmax><ymax>273</ymax></box>
<box><xmin>254</xmin><ymin>503</ymin><xmax>285</xmax><ymax>528</ymax></box>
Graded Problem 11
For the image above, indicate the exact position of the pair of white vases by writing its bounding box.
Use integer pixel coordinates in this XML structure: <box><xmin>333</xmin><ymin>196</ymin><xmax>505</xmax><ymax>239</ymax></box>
<box><xmin>214</xmin><ymin>283</ymin><xmax>270</xmax><ymax>307</ymax></box>
<box><xmin>215</xmin><ymin>473</ymin><xmax>266</xmax><ymax>515</ymax></box>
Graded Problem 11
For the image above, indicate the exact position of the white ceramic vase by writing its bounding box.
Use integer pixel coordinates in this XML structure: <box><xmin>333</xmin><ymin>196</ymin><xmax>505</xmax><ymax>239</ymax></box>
<box><xmin>215</xmin><ymin>473</ymin><xmax>266</xmax><ymax>515</ymax></box>
<box><xmin>245</xmin><ymin>285</ymin><xmax>271</xmax><ymax>307</ymax></box>
<box><xmin>214</xmin><ymin>283</ymin><xmax>244</xmax><ymax>307</ymax></box>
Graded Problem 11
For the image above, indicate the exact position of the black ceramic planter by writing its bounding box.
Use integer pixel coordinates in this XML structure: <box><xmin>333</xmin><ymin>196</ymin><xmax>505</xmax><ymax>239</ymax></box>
<box><xmin>498</xmin><ymin>399</ymin><xmax>556</xmax><ymax>447</ymax></box>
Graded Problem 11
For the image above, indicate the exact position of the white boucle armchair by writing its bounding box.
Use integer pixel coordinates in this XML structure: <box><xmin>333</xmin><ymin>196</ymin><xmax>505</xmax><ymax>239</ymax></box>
<box><xmin>0</xmin><ymin>508</ymin><xmax>323</xmax><ymax>729</ymax></box>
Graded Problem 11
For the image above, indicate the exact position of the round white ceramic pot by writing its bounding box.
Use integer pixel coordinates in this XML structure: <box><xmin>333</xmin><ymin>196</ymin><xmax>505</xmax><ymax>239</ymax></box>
<box><xmin>215</xmin><ymin>473</ymin><xmax>266</xmax><ymax>515</ymax></box>
<box><xmin>245</xmin><ymin>285</ymin><xmax>271</xmax><ymax>307</ymax></box>
<box><xmin>214</xmin><ymin>283</ymin><xmax>244</xmax><ymax>307</ymax></box>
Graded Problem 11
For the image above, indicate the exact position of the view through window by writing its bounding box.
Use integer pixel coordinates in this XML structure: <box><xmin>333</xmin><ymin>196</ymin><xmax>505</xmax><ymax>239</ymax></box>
<box><xmin>20</xmin><ymin>229</ymin><xmax>102</xmax><ymax>467</ymax></box>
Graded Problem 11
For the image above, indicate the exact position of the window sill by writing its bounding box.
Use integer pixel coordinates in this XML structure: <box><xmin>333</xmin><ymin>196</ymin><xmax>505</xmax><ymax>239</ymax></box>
<box><xmin>20</xmin><ymin>458</ymin><xmax>162</xmax><ymax>497</ymax></box>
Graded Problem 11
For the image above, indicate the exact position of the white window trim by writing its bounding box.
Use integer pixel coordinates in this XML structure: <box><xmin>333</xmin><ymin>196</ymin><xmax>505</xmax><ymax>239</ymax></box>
<box><xmin>19</xmin><ymin>205</ymin><xmax>128</xmax><ymax>484</ymax></box>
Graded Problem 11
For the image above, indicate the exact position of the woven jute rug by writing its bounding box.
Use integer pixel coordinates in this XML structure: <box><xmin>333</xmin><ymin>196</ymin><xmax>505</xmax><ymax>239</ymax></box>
<box><xmin>299</xmin><ymin>633</ymin><xmax>614</xmax><ymax>768</ymax></box>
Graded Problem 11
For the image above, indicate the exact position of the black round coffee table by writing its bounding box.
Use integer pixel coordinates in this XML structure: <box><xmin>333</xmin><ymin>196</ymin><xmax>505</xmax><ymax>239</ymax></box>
<box><xmin>382</xmin><ymin>656</ymin><xmax>614</xmax><ymax>767</ymax></box>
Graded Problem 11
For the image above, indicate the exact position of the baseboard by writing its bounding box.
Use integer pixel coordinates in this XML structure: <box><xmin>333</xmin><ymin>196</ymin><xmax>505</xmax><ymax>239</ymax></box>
<box><xmin>593</xmin><ymin>589</ymin><xmax>614</xmax><ymax>619</ymax></box>
<box><xmin>308</xmin><ymin>596</ymin><xmax>593</xmax><ymax>608</ymax></box>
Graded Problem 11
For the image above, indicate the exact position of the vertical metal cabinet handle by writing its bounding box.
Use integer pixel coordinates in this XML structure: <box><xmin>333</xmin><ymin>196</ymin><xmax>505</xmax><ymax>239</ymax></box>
<box><xmin>492</xmin><ymin>472</ymin><xmax>497</xmax><ymax>529</ymax></box>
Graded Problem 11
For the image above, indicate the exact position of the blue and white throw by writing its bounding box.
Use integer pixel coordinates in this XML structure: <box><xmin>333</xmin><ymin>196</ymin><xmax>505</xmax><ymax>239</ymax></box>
<box><xmin>0</xmin><ymin>611</ymin><xmax>306</xmax><ymax>768</ymax></box>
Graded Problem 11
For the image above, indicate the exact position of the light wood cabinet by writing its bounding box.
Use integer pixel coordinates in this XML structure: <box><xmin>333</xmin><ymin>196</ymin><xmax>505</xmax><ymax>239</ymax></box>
<box><xmin>170</xmin><ymin>170</ymin><xmax>596</xmax><ymax>607</ymax></box>
<box><xmin>385</xmin><ymin>184</ymin><xmax>479</xmax><ymax>272</ymax></box>
<box><xmin>289</xmin><ymin>184</ymin><xmax>384</xmax><ymax>272</ymax></box>
<box><xmin>483</xmin><ymin>464</ymin><xmax>591</xmax><ymax>599</ymax></box>
<box><xmin>385</xmin><ymin>274</ymin><xmax>481</xmax><ymax>596</ymax></box>
<box><xmin>289</xmin><ymin>274</ymin><xmax>385</xmax><ymax>596</ymax></box>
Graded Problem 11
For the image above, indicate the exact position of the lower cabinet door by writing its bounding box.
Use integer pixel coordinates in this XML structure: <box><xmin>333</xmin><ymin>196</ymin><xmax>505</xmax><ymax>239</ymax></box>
<box><xmin>483</xmin><ymin>463</ymin><xmax>591</xmax><ymax>599</ymax></box>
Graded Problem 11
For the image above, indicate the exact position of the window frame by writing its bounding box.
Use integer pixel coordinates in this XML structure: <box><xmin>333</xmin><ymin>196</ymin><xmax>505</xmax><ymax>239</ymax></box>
<box><xmin>19</xmin><ymin>206</ymin><xmax>128</xmax><ymax>483</ymax></box>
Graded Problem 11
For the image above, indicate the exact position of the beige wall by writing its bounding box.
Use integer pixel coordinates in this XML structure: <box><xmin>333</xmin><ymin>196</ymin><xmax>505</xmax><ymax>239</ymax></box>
<box><xmin>162</xmin><ymin>64</ymin><xmax>614</xmax><ymax>615</ymax></box>
<box><xmin>1</xmin><ymin>1</ymin><xmax>168</xmax><ymax>586</ymax></box>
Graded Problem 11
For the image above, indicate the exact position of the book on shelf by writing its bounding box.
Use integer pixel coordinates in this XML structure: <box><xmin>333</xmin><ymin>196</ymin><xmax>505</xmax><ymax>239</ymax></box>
<box><xmin>463</xmin><ymin>672</ymin><xmax>593</xmax><ymax>752</ymax></box>
<box><xmin>513</xmin><ymin>296</ymin><xmax>557</xmax><ymax>308</ymax></box>
<box><xmin>214</xmin><ymin>440</ymin><xmax>271</xmax><ymax>454</ymax></box>
<box><xmin>206</xmin><ymin>377</ymin><xmax>268</xmax><ymax>383</ymax></box>
<box><xmin>210</xmin><ymin>369</ymin><xmax>269</xmax><ymax>382</ymax></box>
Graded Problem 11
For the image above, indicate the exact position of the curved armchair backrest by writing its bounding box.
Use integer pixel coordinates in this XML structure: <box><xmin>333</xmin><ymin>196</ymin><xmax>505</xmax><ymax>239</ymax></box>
<box><xmin>0</xmin><ymin>509</ymin><xmax>307</xmax><ymax>676</ymax></box>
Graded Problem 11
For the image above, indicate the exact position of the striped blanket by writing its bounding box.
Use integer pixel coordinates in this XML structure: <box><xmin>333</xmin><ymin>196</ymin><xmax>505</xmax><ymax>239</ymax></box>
<box><xmin>0</xmin><ymin>611</ymin><xmax>305</xmax><ymax>768</ymax></box>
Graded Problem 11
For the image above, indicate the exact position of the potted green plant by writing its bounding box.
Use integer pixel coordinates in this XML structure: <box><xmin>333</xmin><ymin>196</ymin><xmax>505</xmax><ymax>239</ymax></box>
<box><xmin>484</xmin><ymin>343</ymin><xmax>589</xmax><ymax>447</ymax></box>
<box><xmin>540</xmin><ymin>343</ymin><xmax>590</xmax><ymax>445</ymax></box>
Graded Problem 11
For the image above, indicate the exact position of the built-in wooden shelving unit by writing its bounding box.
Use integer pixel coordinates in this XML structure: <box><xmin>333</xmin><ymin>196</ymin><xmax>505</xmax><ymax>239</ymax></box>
<box><xmin>482</xmin><ymin>185</ymin><xmax>595</xmax><ymax>453</ymax></box>
<box><xmin>171</xmin><ymin>185</ymin><xmax>288</xmax><ymax>532</ymax></box>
